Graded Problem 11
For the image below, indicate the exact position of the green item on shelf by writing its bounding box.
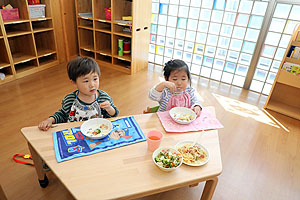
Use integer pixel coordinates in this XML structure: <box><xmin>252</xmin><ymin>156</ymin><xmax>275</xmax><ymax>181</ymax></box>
<box><xmin>118</xmin><ymin>39</ymin><xmax>123</xmax><ymax>56</ymax></box>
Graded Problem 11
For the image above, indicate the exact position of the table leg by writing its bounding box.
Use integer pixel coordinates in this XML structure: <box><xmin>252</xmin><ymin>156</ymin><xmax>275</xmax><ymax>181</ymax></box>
<box><xmin>28</xmin><ymin>142</ymin><xmax>49</xmax><ymax>188</ymax></box>
<box><xmin>200</xmin><ymin>177</ymin><xmax>218</xmax><ymax>200</ymax></box>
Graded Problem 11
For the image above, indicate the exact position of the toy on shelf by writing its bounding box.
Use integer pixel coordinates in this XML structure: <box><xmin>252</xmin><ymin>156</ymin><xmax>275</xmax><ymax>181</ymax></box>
<box><xmin>104</xmin><ymin>8</ymin><xmax>111</xmax><ymax>20</ymax></box>
<box><xmin>124</xmin><ymin>40</ymin><xmax>131</xmax><ymax>55</ymax></box>
<box><xmin>28</xmin><ymin>0</ymin><xmax>41</xmax><ymax>5</ymax></box>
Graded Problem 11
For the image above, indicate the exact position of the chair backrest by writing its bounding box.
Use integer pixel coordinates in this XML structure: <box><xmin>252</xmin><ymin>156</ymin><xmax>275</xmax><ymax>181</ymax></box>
<box><xmin>143</xmin><ymin>106</ymin><xmax>159</xmax><ymax>114</ymax></box>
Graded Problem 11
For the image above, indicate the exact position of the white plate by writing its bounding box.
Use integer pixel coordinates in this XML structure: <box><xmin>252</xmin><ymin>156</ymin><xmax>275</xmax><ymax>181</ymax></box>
<box><xmin>81</xmin><ymin>118</ymin><xmax>113</xmax><ymax>140</ymax></box>
<box><xmin>175</xmin><ymin>141</ymin><xmax>209</xmax><ymax>167</ymax></box>
<box><xmin>169</xmin><ymin>107</ymin><xmax>196</xmax><ymax>125</ymax></box>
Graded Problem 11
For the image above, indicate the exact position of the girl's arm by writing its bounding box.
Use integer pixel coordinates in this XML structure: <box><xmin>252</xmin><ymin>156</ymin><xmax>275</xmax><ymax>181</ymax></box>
<box><xmin>155</xmin><ymin>81</ymin><xmax>176</xmax><ymax>93</ymax></box>
<box><xmin>189</xmin><ymin>88</ymin><xmax>202</xmax><ymax>116</ymax></box>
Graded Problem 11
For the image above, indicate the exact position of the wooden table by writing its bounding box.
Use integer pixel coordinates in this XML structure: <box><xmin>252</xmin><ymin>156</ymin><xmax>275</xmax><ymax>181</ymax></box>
<box><xmin>21</xmin><ymin>107</ymin><xmax>222</xmax><ymax>200</ymax></box>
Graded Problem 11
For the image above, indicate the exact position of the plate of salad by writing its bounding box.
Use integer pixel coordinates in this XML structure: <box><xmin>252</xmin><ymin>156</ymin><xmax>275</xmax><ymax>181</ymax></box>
<box><xmin>152</xmin><ymin>147</ymin><xmax>183</xmax><ymax>172</ymax></box>
<box><xmin>81</xmin><ymin>118</ymin><xmax>113</xmax><ymax>140</ymax></box>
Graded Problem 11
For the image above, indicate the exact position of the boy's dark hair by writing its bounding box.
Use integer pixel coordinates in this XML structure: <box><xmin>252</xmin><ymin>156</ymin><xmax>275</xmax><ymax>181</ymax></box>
<box><xmin>67</xmin><ymin>57</ymin><xmax>100</xmax><ymax>82</ymax></box>
<box><xmin>163</xmin><ymin>59</ymin><xmax>191</xmax><ymax>82</ymax></box>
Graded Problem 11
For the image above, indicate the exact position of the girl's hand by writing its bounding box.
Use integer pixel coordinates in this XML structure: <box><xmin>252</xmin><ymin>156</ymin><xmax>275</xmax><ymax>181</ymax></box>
<box><xmin>38</xmin><ymin>118</ymin><xmax>55</xmax><ymax>131</ymax></box>
<box><xmin>193</xmin><ymin>106</ymin><xmax>202</xmax><ymax>117</ymax></box>
<box><xmin>155</xmin><ymin>81</ymin><xmax>176</xmax><ymax>93</ymax></box>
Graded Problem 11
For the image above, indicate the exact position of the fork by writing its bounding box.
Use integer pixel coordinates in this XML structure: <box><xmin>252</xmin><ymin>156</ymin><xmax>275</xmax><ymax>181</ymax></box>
<box><xmin>192</xmin><ymin>129</ymin><xmax>205</xmax><ymax>146</ymax></box>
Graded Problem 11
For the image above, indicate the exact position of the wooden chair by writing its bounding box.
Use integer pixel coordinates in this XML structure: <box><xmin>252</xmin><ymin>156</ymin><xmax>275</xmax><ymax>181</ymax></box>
<box><xmin>143</xmin><ymin>106</ymin><xmax>159</xmax><ymax>114</ymax></box>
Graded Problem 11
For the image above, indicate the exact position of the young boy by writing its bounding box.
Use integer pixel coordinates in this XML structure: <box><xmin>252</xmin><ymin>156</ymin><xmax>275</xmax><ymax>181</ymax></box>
<box><xmin>39</xmin><ymin>57</ymin><xmax>119</xmax><ymax>131</ymax></box>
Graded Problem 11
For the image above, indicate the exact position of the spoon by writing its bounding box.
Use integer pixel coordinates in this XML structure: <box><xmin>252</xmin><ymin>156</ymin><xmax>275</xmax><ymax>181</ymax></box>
<box><xmin>192</xmin><ymin>129</ymin><xmax>205</xmax><ymax>146</ymax></box>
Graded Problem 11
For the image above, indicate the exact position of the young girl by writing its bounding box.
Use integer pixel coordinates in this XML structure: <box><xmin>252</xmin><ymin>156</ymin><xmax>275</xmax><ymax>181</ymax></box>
<box><xmin>39</xmin><ymin>57</ymin><xmax>119</xmax><ymax>131</ymax></box>
<box><xmin>148</xmin><ymin>59</ymin><xmax>202</xmax><ymax>116</ymax></box>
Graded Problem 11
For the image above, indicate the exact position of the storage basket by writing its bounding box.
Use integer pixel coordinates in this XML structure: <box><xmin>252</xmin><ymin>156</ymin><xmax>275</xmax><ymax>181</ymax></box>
<box><xmin>28</xmin><ymin>4</ymin><xmax>45</xmax><ymax>18</ymax></box>
<box><xmin>0</xmin><ymin>8</ymin><xmax>19</xmax><ymax>21</ymax></box>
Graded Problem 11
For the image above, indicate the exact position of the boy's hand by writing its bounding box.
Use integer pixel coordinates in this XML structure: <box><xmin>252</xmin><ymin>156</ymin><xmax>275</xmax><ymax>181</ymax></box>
<box><xmin>100</xmin><ymin>101</ymin><xmax>116</xmax><ymax>116</ymax></box>
<box><xmin>99</xmin><ymin>101</ymin><xmax>111</xmax><ymax>109</ymax></box>
<box><xmin>38</xmin><ymin>118</ymin><xmax>55</xmax><ymax>131</ymax></box>
<box><xmin>192</xmin><ymin>106</ymin><xmax>202</xmax><ymax>117</ymax></box>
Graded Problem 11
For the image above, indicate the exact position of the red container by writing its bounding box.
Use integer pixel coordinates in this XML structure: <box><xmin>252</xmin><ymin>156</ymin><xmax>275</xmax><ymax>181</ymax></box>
<box><xmin>104</xmin><ymin>8</ymin><xmax>111</xmax><ymax>20</ymax></box>
<box><xmin>0</xmin><ymin>8</ymin><xmax>19</xmax><ymax>21</ymax></box>
<box><xmin>124</xmin><ymin>40</ymin><xmax>131</xmax><ymax>55</ymax></box>
<box><xmin>28</xmin><ymin>0</ymin><xmax>41</xmax><ymax>5</ymax></box>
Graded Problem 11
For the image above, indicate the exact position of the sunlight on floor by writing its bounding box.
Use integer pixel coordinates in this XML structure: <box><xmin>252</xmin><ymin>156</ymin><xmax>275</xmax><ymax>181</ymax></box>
<box><xmin>213</xmin><ymin>93</ymin><xmax>280</xmax><ymax>128</ymax></box>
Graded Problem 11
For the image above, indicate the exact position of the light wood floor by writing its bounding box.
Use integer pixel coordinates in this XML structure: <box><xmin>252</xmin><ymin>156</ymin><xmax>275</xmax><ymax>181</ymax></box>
<box><xmin>0</xmin><ymin>63</ymin><xmax>299</xmax><ymax>200</ymax></box>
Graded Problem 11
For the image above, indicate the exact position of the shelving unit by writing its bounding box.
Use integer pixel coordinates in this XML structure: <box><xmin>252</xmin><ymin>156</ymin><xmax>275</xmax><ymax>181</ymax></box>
<box><xmin>75</xmin><ymin>0</ymin><xmax>151</xmax><ymax>74</ymax></box>
<box><xmin>264</xmin><ymin>25</ymin><xmax>300</xmax><ymax>120</ymax></box>
<box><xmin>0</xmin><ymin>0</ymin><xmax>59</xmax><ymax>85</ymax></box>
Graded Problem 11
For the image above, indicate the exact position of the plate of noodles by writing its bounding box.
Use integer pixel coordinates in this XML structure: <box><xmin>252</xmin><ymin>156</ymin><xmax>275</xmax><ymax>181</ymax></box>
<box><xmin>175</xmin><ymin>141</ymin><xmax>209</xmax><ymax>166</ymax></box>
<box><xmin>169</xmin><ymin>107</ymin><xmax>196</xmax><ymax>125</ymax></box>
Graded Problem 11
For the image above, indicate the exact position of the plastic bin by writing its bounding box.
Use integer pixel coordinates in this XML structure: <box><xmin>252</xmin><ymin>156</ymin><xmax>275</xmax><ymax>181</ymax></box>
<box><xmin>28</xmin><ymin>4</ymin><xmax>45</xmax><ymax>18</ymax></box>
<box><xmin>0</xmin><ymin>8</ymin><xmax>19</xmax><ymax>21</ymax></box>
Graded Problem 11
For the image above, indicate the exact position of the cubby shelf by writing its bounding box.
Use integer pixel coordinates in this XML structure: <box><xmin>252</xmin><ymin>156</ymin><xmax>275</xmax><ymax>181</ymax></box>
<box><xmin>75</xmin><ymin>0</ymin><xmax>151</xmax><ymax>74</ymax></box>
<box><xmin>0</xmin><ymin>0</ymin><xmax>59</xmax><ymax>85</ymax></box>
<box><xmin>264</xmin><ymin>25</ymin><xmax>300</xmax><ymax>120</ymax></box>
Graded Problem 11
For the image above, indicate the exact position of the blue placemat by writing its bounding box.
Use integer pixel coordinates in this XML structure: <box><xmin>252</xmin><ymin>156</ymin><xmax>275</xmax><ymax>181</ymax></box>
<box><xmin>53</xmin><ymin>116</ymin><xmax>146</xmax><ymax>162</ymax></box>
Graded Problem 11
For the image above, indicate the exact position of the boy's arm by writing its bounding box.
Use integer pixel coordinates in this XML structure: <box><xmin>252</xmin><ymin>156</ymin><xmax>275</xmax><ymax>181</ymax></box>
<box><xmin>50</xmin><ymin>94</ymin><xmax>74</xmax><ymax>123</ymax></box>
<box><xmin>98</xmin><ymin>90</ymin><xmax>119</xmax><ymax>118</ymax></box>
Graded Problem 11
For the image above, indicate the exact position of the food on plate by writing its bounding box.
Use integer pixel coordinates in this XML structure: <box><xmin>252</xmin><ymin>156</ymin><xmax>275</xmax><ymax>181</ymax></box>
<box><xmin>173</xmin><ymin>113</ymin><xmax>195</xmax><ymax>122</ymax></box>
<box><xmin>87</xmin><ymin>124</ymin><xmax>110</xmax><ymax>137</ymax></box>
<box><xmin>177</xmin><ymin>144</ymin><xmax>208</xmax><ymax>165</ymax></box>
<box><xmin>154</xmin><ymin>149</ymin><xmax>182</xmax><ymax>168</ymax></box>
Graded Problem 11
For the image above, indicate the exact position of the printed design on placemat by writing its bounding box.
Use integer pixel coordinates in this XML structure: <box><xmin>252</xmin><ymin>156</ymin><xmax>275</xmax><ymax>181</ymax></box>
<box><xmin>53</xmin><ymin>116</ymin><xmax>145</xmax><ymax>162</ymax></box>
<box><xmin>157</xmin><ymin>107</ymin><xmax>223</xmax><ymax>132</ymax></box>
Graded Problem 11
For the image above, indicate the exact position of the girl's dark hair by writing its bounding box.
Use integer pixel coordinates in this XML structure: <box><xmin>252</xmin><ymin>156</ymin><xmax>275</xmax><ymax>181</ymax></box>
<box><xmin>163</xmin><ymin>59</ymin><xmax>191</xmax><ymax>82</ymax></box>
<box><xmin>67</xmin><ymin>57</ymin><xmax>100</xmax><ymax>82</ymax></box>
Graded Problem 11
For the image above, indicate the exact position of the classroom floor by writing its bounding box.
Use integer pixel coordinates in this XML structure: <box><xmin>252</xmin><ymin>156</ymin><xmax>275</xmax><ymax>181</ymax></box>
<box><xmin>0</xmin><ymin>63</ymin><xmax>299</xmax><ymax>200</ymax></box>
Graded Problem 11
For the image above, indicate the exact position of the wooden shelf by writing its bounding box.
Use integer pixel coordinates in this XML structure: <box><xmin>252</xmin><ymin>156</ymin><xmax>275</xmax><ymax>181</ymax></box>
<box><xmin>4</xmin><ymin>20</ymin><xmax>30</xmax><ymax>25</ymax></box>
<box><xmin>33</xmin><ymin>27</ymin><xmax>54</xmax><ymax>33</ymax></box>
<box><xmin>75</xmin><ymin>0</ymin><xmax>151</xmax><ymax>74</ymax></box>
<box><xmin>0</xmin><ymin>74</ymin><xmax>14</xmax><ymax>83</ymax></box>
<box><xmin>30</xmin><ymin>17</ymin><xmax>52</xmax><ymax>22</ymax></box>
<box><xmin>80</xmin><ymin>45</ymin><xmax>94</xmax><ymax>52</ymax></box>
<box><xmin>113</xmin><ymin>54</ymin><xmax>131</xmax><ymax>62</ymax></box>
<box><xmin>285</xmin><ymin>57</ymin><xmax>300</xmax><ymax>65</ymax></box>
<box><xmin>14</xmin><ymin>59</ymin><xmax>38</xmax><ymax>74</ymax></box>
<box><xmin>277</xmin><ymin>69</ymin><xmax>300</xmax><ymax>89</ymax></box>
<box><xmin>95</xmin><ymin>49</ymin><xmax>112</xmax><ymax>56</ymax></box>
<box><xmin>264</xmin><ymin>25</ymin><xmax>300</xmax><ymax>120</ymax></box>
<box><xmin>291</xmin><ymin>41</ymin><xmax>300</xmax><ymax>46</ymax></box>
<box><xmin>6</xmin><ymin>31</ymin><xmax>32</xmax><ymax>37</ymax></box>
<box><xmin>265</xmin><ymin>100</ymin><xmax>300</xmax><ymax>120</ymax></box>
<box><xmin>37</xmin><ymin>49</ymin><xmax>57</xmax><ymax>57</ymax></box>
<box><xmin>0</xmin><ymin>0</ymin><xmax>58</xmax><ymax>85</ymax></box>
<box><xmin>0</xmin><ymin>62</ymin><xmax>10</xmax><ymax>69</ymax></box>
<box><xmin>12</xmin><ymin>54</ymin><xmax>36</xmax><ymax>65</ymax></box>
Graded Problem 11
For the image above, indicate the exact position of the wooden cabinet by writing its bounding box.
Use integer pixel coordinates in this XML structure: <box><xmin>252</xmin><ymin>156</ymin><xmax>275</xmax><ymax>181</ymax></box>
<box><xmin>75</xmin><ymin>0</ymin><xmax>151</xmax><ymax>74</ymax></box>
<box><xmin>264</xmin><ymin>25</ymin><xmax>300</xmax><ymax>120</ymax></box>
<box><xmin>0</xmin><ymin>0</ymin><xmax>59</xmax><ymax>85</ymax></box>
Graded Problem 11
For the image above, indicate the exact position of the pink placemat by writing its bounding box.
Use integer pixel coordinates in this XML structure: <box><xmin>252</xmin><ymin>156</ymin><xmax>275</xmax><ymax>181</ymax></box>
<box><xmin>157</xmin><ymin>107</ymin><xmax>224</xmax><ymax>133</ymax></box>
